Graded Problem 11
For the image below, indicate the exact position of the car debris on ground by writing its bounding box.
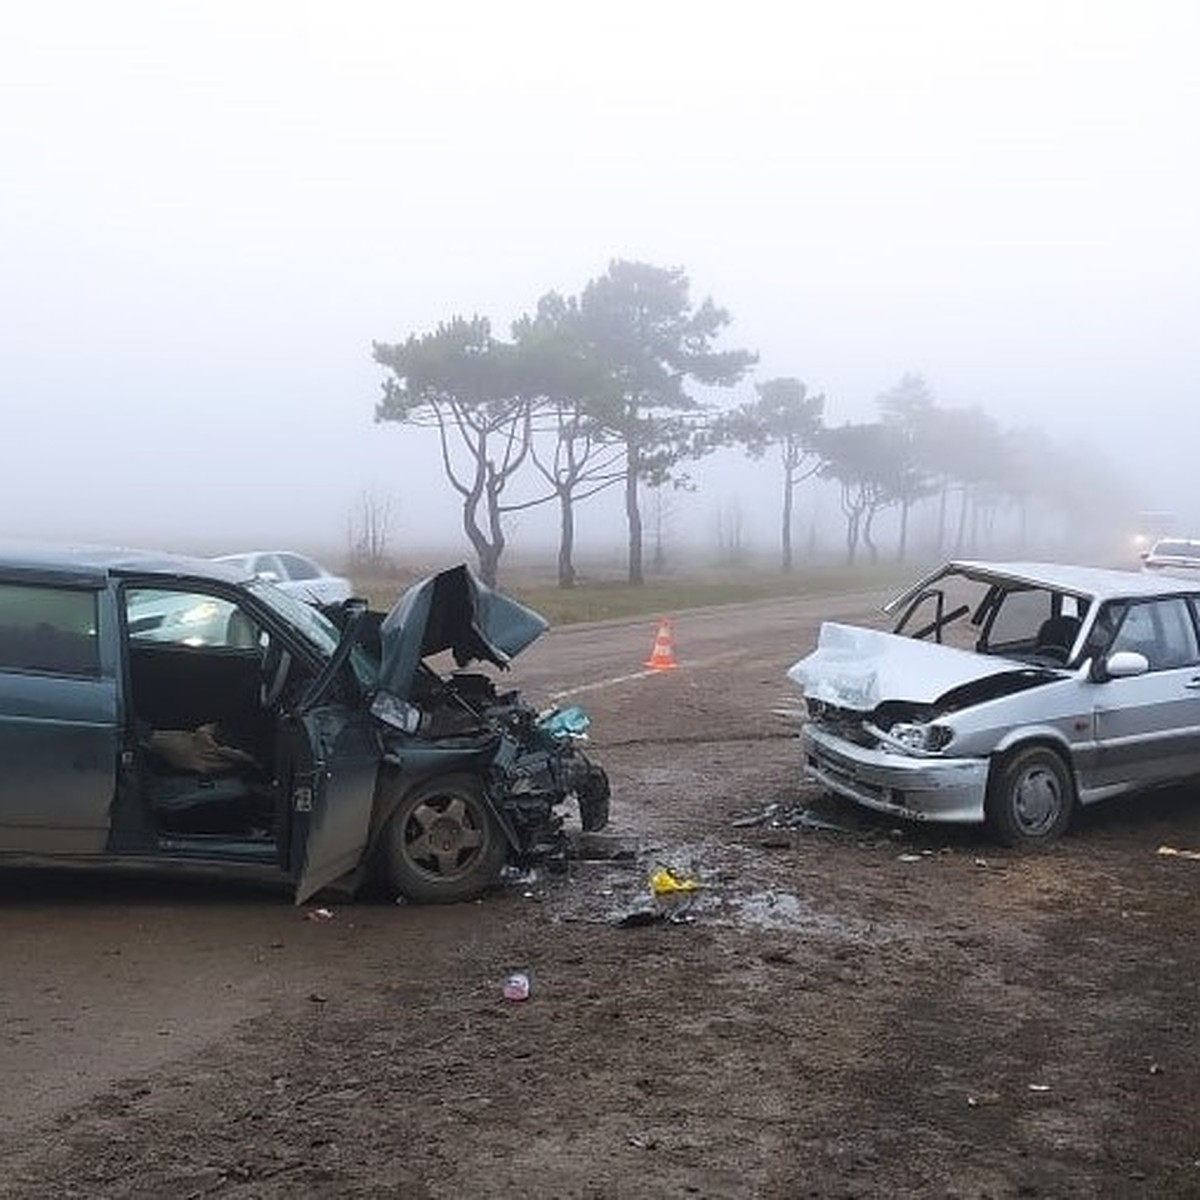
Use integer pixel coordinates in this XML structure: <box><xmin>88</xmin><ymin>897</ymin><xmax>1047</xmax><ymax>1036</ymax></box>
<box><xmin>1156</xmin><ymin>845</ymin><xmax>1200</xmax><ymax>862</ymax></box>
<box><xmin>730</xmin><ymin>801</ymin><xmax>856</xmax><ymax>833</ymax></box>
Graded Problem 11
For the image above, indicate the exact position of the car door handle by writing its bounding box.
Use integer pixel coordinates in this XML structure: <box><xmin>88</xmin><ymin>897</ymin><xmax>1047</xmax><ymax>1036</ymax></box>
<box><xmin>1187</xmin><ymin>677</ymin><xmax>1200</xmax><ymax>690</ymax></box>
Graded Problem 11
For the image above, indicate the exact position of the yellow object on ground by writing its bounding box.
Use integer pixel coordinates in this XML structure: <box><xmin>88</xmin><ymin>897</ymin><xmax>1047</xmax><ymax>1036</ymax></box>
<box><xmin>649</xmin><ymin>866</ymin><xmax>699</xmax><ymax>895</ymax></box>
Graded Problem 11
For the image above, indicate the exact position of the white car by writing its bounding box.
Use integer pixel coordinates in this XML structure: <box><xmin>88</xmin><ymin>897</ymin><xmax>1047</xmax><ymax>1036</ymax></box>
<box><xmin>790</xmin><ymin>560</ymin><xmax>1200</xmax><ymax>845</ymax></box>
<box><xmin>214</xmin><ymin>551</ymin><xmax>353</xmax><ymax>606</ymax></box>
<box><xmin>1140</xmin><ymin>538</ymin><xmax>1200</xmax><ymax>579</ymax></box>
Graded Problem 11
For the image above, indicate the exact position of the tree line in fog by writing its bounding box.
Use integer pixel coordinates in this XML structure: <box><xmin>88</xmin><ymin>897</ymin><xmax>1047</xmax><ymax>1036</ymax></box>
<box><xmin>372</xmin><ymin>260</ymin><xmax>1123</xmax><ymax>587</ymax></box>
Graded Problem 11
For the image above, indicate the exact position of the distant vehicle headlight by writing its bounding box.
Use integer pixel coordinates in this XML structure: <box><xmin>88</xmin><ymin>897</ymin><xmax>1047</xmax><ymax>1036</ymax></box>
<box><xmin>887</xmin><ymin>722</ymin><xmax>954</xmax><ymax>753</ymax></box>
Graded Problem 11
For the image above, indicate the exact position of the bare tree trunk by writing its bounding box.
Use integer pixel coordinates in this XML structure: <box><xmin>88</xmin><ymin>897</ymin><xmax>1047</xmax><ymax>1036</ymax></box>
<box><xmin>649</xmin><ymin>485</ymin><xmax>671</xmax><ymax>572</ymax></box>
<box><xmin>484</xmin><ymin>474</ymin><xmax>505</xmax><ymax>587</ymax></box>
<box><xmin>462</xmin><ymin>484</ymin><xmax>490</xmax><ymax>583</ymax></box>
<box><xmin>477</xmin><ymin>544</ymin><xmax>501</xmax><ymax>587</ymax></box>
<box><xmin>954</xmin><ymin>485</ymin><xmax>969</xmax><ymax>554</ymax></box>
<box><xmin>897</xmin><ymin>499</ymin><xmax>910</xmax><ymax>563</ymax></box>
<box><xmin>625</xmin><ymin>448</ymin><xmax>644</xmax><ymax>585</ymax></box>
<box><xmin>557</xmin><ymin>488</ymin><xmax>576</xmax><ymax>588</ymax></box>
<box><xmin>863</xmin><ymin>504</ymin><xmax>880</xmax><ymax>564</ymax></box>
<box><xmin>461</xmin><ymin>467</ymin><xmax>506</xmax><ymax>588</ymax></box>
<box><xmin>781</xmin><ymin>470</ymin><xmax>794</xmax><ymax>573</ymax></box>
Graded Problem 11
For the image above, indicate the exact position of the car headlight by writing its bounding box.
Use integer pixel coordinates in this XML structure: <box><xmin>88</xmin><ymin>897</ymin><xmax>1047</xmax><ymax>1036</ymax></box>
<box><xmin>887</xmin><ymin>722</ymin><xmax>954</xmax><ymax>753</ymax></box>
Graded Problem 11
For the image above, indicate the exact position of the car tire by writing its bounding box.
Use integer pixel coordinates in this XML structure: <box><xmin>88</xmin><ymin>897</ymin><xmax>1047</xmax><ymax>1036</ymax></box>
<box><xmin>985</xmin><ymin>745</ymin><xmax>1074</xmax><ymax>847</ymax></box>
<box><xmin>379</xmin><ymin>774</ymin><xmax>508</xmax><ymax>904</ymax></box>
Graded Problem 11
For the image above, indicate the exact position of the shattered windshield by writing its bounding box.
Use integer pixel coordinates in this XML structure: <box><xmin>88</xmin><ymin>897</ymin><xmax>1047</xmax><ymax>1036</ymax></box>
<box><xmin>248</xmin><ymin>580</ymin><xmax>378</xmax><ymax>689</ymax></box>
<box><xmin>892</xmin><ymin>570</ymin><xmax>1090</xmax><ymax>663</ymax></box>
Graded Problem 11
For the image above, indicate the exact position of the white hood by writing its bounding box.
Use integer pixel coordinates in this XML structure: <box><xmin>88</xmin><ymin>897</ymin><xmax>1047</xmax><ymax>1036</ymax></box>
<box><xmin>787</xmin><ymin>622</ymin><xmax>1038</xmax><ymax>712</ymax></box>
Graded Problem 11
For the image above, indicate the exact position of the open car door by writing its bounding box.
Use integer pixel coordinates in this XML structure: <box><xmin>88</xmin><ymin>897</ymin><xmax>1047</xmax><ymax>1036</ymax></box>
<box><xmin>287</xmin><ymin>600</ymin><xmax>381</xmax><ymax>904</ymax></box>
<box><xmin>286</xmin><ymin>709</ymin><xmax>380</xmax><ymax>905</ymax></box>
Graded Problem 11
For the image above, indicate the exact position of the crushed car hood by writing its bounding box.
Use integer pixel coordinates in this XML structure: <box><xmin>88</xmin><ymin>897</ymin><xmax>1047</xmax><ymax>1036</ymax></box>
<box><xmin>788</xmin><ymin>622</ymin><xmax>1051</xmax><ymax>712</ymax></box>
<box><xmin>376</xmin><ymin>564</ymin><xmax>549</xmax><ymax>701</ymax></box>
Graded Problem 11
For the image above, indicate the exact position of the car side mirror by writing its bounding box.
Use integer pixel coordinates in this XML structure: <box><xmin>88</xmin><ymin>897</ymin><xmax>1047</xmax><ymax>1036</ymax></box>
<box><xmin>1092</xmin><ymin>650</ymin><xmax>1150</xmax><ymax>682</ymax></box>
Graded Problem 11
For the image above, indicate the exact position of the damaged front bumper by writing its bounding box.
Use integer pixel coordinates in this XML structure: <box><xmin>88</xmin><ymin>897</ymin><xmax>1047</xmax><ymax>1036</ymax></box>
<box><xmin>800</xmin><ymin>723</ymin><xmax>988</xmax><ymax>823</ymax></box>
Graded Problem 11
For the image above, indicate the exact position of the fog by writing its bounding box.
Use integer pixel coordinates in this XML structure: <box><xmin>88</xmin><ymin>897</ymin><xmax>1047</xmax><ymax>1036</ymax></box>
<box><xmin>2</xmin><ymin>2</ymin><xmax>1197</xmax><ymax>567</ymax></box>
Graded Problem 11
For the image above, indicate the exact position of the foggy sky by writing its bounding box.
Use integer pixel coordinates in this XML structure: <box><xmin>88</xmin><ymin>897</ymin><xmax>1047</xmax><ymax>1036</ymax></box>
<box><xmin>2</xmin><ymin>2</ymin><xmax>1197</xmax><ymax>562</ymax></box>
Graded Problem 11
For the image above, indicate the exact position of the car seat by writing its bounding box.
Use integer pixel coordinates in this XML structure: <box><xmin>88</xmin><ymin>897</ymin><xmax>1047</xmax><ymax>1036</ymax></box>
<box><xmin>1034</xmin><ymin>615</ymin><xmax>1081</xmax><ymax>662</ymax></box>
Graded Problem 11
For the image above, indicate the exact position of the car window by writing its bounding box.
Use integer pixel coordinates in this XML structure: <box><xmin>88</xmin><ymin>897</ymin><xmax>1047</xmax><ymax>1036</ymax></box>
<box><xmin>1110</xmin><ymin>598</ymin><xmax>1200</xmax><ymax>670</ymax></box>
<box><xmin>988</xmin><ymin>589</ymin><xmax>1053</xmax><ymax>646</ymax></box>
<box><xmin>0</xmin><ymin>583</ymin><xmax>100</xmax><ymax>676</ymax></box>
<box><xmin>985</xmin><ymin>589</ymin><xmax>1083</xmax><ymax>649</ymax></box>
<box><xmin>891</xmin><ymin>576</ymin><xmax>980</xmax><ymax>647</ymax></box>
<box><xmin>1152</xmin><ymin>540</ymin><xmax>1200</xmax><ymax>560</ymax></box>
<box><xmin>248</xmin><ymin>580</ymin><xmax>377</xmax><ymax>689</ymax></box>
<box><xmin>277</xmin><ymin>553</ymin><xmax>321</xmax><ymax>581</ymax></box>
<box><xmin>126</xmin><ymin>588</ymin><xmax>260</xmax><ymax>649</ymax></box>
<box><xmin>251</xmin><ymin>554</ymin><xmax>283</xmax><ymax>578</ymax></box>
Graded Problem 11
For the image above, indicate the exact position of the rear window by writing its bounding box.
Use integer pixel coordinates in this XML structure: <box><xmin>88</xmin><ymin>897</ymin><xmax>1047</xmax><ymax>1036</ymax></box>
<box><xmin>278</xmin><ymin>553</ymin><xmax>320</xmax><ymax>581</ymax></box>
<box><xmin>1152</xmin><ymin>540</ymin><xmax>1200</xmax><ymax>560</ymax></box>
<box><xmin>0</xmin><ymin>584</ymin><xmax>101</xmax><ymax>676</ymax></box>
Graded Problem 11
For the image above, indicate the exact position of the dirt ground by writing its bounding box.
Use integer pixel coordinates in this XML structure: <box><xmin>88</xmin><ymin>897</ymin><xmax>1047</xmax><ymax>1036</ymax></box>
<box><xmin>1</xmin><ymin>592</ymin><xmax>1197</xmax><ymax>1198</ymax></box>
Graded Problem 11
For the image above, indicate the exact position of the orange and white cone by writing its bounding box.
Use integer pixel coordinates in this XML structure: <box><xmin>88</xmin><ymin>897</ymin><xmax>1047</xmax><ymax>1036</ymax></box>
<box><xmin>644</xmin><ymin>617</ymin><xmax>679</xmax><ymax>671</ymax></box>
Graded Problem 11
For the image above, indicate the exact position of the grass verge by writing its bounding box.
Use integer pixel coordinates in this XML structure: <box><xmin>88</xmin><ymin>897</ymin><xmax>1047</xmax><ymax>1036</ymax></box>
<box><xmin>354</xmin><ymin>562</ymin><xmax>921</xmax><ymax>626</ymax></box>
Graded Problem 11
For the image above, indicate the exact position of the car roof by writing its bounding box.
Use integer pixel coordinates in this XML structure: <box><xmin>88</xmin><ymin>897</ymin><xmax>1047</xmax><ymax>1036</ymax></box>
<box><xmin>0</xmin><ymin>540</ymin><xmax>251</xmax><ymax>585</ymax></box>
<box><xmin>214</xmin><ymin>550</ymin><xmax>321</xmax><ymax>563</ymax></box>
<box><xmin>886</xmin><ymin>559</ymin><xmax>1200</xmax><ymax>612</ymax></box>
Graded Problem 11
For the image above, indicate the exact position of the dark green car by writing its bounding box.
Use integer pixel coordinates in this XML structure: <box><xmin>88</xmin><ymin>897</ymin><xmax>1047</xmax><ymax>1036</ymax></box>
<box><xmin>0</xmin><ymin>545</ymin><xmax>609</xmax><ymax>903</ymax></box>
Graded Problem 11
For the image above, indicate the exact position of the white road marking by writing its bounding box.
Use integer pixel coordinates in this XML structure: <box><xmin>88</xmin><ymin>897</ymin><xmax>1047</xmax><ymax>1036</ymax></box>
<box><xmin>547</xmin><ymin>669</ymin><xmax>663</xmax><ymax>700</ymax></box>
<box><xmin>548</xmin><ymin>654</ymin><xmax>803</xmax><ymax>701</ymax></box>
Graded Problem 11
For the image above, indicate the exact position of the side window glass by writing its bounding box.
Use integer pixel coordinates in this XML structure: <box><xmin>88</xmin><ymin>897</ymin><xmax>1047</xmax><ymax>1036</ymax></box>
<box><xmin>991</xmin><ymin>590</ymin><xmax>1047</xmax><ymax>642</ymax></box>
<box><xmin>1110</xmin><ymin>599</ymin><xmax>1200</xmax><ymax>670</ymax></box>
<box><xmin>1153</xmin><ymin>598</ymin><xmax>1200</xmax><ymax>668</ymax></box>
<box><xmin>279</xmin><ymin>553</ymin><xmax>319</xmax><ymax>581</ymax></box>
<box><xmin>984</xmin><ymin>588</ymin><xmax>1080</xmax><ymax>652</ymax></box>
<box><xmin>126</xmin><ymin>589</ymin><xmax>259</xmax><ymax>649</ymax></box>
<box><xmin>1111</xmin><ymin>603</ymin><xmax>1157</xmax><ymax>662</ymax></box>
<box><xmin>0</xmin><ymin>584</ymin><xmax>100</xmax><ymax>676</ymax></box>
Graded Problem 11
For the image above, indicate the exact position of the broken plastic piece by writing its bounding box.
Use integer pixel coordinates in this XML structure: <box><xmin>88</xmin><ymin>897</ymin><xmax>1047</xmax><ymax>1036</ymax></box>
<box><xmin>538</xmin><ymin>706</ymin><xmax>591</xmax><ymax>741</ymax></box>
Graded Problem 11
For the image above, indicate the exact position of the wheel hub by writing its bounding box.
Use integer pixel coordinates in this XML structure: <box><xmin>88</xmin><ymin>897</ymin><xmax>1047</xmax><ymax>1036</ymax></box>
<box><xmin>428</xmin><ymin>816</ymin><xmax>466</xmax><ymax>854</ymax></box>
<box><xmin>1015</xmin><ymin>768</ymin><xmax>1059</xmax><ymax>831</ymax></box>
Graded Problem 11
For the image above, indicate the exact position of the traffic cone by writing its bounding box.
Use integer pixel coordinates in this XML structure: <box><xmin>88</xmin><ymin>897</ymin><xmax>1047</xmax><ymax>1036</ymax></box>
<box><xmin>644</xmin><ymin>617</ymin><xmax>679</xmax><ymax>670</ymax></box>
